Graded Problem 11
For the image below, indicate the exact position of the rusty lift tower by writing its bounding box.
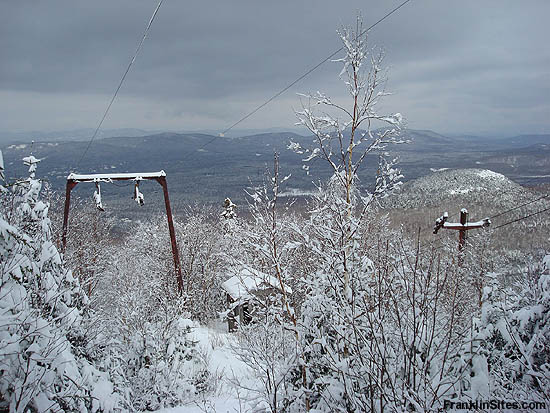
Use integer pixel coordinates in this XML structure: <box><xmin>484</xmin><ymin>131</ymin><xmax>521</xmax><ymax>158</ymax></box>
<box><xmin>61</xmin><ymin>171</ymin><xmax>183</xmax><ymax>293</ymax></box>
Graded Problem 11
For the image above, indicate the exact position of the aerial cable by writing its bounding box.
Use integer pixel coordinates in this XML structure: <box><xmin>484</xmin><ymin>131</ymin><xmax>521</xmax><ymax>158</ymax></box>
<box><xmin>382</xmin><ymin>191</ymin><xmax>550</xmax><ymax>268</ymax></box>
<box><xmin>493</xmin><ymin>205</ymin><xmax>550</xmax><ymax>230</ymax></box>
<box><xmin>433</xmin><ymin>175</ymin><xmax>549</xmax><ymax>226</ymax></box>
<box><xmin>490</xmin><ymin>192</ymin><xmax>550</xmax><ymax>219</ymax></box>
<box><xmin>75</xmin><ymin>0</ymin><xmax>164</xmax><ymax>169</ymax></box>
<box><xmin>363</xmin><ymin>200</ymin><xmax>550</xmax><ymax>271</ymax></box>
<box><xmin>192</xmin><ymin>0</ymin><xmax>413</xmax><ymax>155</ymax></box>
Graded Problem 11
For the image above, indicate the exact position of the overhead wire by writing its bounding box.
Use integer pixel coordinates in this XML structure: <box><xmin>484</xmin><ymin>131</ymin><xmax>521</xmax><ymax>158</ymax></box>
<box><xmin>370</xmin><ymin>196</ymin><xmax>549</xmax><ymax>295</ymax></box>
<box><xmin>427</xmin><ymin>196</ymin><xmax>550</xmax><ymax>257</ymax></box>
<box><xmin>440</xmin><ymin>174</ymin><xmax>545</xmax><ymax>217</ymax></box>
<box><xmin>437</xmin><ymin>179</ymin><xmax>549</xmax><ymax>235</ymax></box>
<box><xmin>428</xmin><ymin>174</ymin><xmax>549</xmax><ymax>233</ymax></box>
<box><xmin>75</xmin><ymin>0</ymin><xmax>164</xmax><ymax>170</ymax></box>
<box><xmin>396</xmin><ymin>179</ymin><xmax>538</xmax><ymax>256</ymax></box>
<box><xmin>188</xmin><ymin>0</ymin><xmax>413</xmax><ymax>156</ymax></box>
<box><xmin>418</xmin><ymin>182</ymin><xmax>550</xmax><ymax>263</ymax></box>
<box><xmin>70</xmin><ymin>0</ymin><xmax>413</xmax><ymax>178</ymax></box>
<box><xmin>490</xmin><ymin>192</ymin><xmax>550</xmax><ymax>220</ymax></box>
<box><xmin>492</xmin><ymin>204</ymin><xmax>550</xmax><ymax>230</ymax></box>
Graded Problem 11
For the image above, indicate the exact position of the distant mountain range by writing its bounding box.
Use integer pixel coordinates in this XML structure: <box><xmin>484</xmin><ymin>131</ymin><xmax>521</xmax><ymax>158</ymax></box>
<box><xmin>0</xmin><ymin>127</ymin><xmax>304</xmax><ymax>145</ymax></box>
<box><xmin>0</xmin><ymin>128</ymin><xmax>155</xmax><ymax>144</ymax></box>
<box><xmin>2</xmin><ymin>129</ymin><xmax>549</xmax><ymax>207</ymax></box>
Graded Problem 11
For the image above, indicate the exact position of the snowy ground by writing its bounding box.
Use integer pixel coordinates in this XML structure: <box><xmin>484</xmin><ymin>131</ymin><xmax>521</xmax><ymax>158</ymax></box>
<box><xmin>157</xmin><ymin>322</ymin><xmax>257</xmax><ymax>413</ymax></box>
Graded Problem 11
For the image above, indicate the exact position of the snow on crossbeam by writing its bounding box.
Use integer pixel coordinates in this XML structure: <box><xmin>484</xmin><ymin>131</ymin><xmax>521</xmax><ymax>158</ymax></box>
<box><xmin>67</xmin><ymin>171</ymin><xmax>166</xmax><ymax>182</ymax></box>
<box><xmin>443</xmin><ymin>219</ymin><xmax>491</xmax><ymax>230</ymax></box>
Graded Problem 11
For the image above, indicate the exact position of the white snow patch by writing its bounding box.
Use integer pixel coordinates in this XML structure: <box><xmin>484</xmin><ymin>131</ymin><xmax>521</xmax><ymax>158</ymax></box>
<box><xmin>222</xmin><ymin>267</ymin><xmax>291</xmax><ymax>300</ymax></box>
<box><xmin>278</xmin><ymin>187</ymin><xmax>319</xmax><ymax>197</ymax></box>
<box><xmin>543</xmin><ymin>255</ymin><xmax>550</xmax><ymax>274</ymax></box>
<box><xmin>476</xmin><ymin>169</ymin><xmax>505</xmax><ymax>180</ymax></box>
<box><xmin>157</xmin><ymin>325</ymin><xmax>256</xmax><ymax>413</ymax></box>
<box><xmin>449</xmin><ymin>188</ymin><xmax>474</xmax><ymax>195</ymax></box>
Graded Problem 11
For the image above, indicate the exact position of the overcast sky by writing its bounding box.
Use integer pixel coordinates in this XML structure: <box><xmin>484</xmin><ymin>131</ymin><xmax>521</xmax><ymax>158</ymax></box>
<box><xmin>1</xmin><ymin>0</ymin><xmax>549</xmax><ymax>136</ymax></box>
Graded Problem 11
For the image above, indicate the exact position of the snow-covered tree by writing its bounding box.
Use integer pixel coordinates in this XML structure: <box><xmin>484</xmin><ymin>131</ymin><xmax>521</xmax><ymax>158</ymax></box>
<box><xmin>0</xmin><ymin>156</ymin><xmax>119</xmax><ymax>411</ymax></box>
<box><xmin>221</xmin><ymin>198</ymin><xmax>237</xmax><ymax>220</ymax></box>
<box><xmin>177</xmin><ymin>206</ymin><xmax>228</xmax><ymax>323</ymax></box>
<box><xmin>475</xmin><ymin>257</ymin><xmax>550</xmax><ymax>405</ymax></box>
<box><xmin>230</xmin><ymin>321</ymin><xmax>297</xmax><ymax>413</ymax></box>
<box><xmin>51</xmin><ymin>199</ymin><xmax>114</xmax><ymax>301</ymax></box>
<box><xmin>274</xmin><ymin>16</ymin><xmax>498</xmax><ymax>412</ymax></box>
<box><xmin>290</xmin><ymin>16</ymin><xmax>405</xmax><ymax>214</ymax></box>
<box><xmin>92</xmin><ymin>217</ymin><xmax>209</xmax><ymax>411</ymax></box>
<box><xmin>281</xmin><ymin>17</ymin><xmax>408</xmax><ymax>411</ymax></box>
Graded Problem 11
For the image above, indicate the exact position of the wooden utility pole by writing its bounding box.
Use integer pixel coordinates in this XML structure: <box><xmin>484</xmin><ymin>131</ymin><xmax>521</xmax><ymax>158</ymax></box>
<box><xmin>61</xmin><ymin>171</ymin><xmax>183</xmax><ymax>294</ymax></box>
<box><xmin>433</xmin><ymin>208</ymin><xmax>491</xmax><ymax>263</ymax></box>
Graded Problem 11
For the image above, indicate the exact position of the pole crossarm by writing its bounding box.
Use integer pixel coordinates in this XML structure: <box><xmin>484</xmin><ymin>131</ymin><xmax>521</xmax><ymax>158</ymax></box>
<box><xmin>433</xmin><ymin>212</ymin><xmax>449</xmax><ymax>234</ymax></box>
<box><xmin>61</xmin><ymin>170</ymin><xmax>183</xmax><ymax>294</ymax></box>
<box><xmin>433</xmin><ymin>208</ymin><xmax>491</xmax><ymax>258</ymax></box>
<box><xmin>442</xmin><ymin>220</ymin><xmax>491</xmax><ymax>231</ymax></box>
<box><xmin>434</xmin><ymin>209</ymin><xmax>491</xmax><ymax>234</ymax></box>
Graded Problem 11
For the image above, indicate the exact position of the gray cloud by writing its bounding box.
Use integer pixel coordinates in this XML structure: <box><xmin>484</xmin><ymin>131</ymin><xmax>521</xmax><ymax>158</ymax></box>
<box><xmin>1</xmin><ymin>0</ymin><xmax>549</xmax><ymax>135</ymax></box>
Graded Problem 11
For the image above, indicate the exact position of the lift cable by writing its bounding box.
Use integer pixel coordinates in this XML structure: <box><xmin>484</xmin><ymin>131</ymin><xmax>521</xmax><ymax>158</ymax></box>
<box><xmin>492</xmin><ymin>204</ymin><xmax>550</xmax><ymax>230</ymax></box>
<box><xmin>418</xmin><ymin>189</ymin><xmax>550</xmax><ymax>259</ymax></box>
<box><xmin>191</xmin><ymin>0</ymin><xmax>413</xmax><ymax>155</ymax></box>
<box><xmin>490</xmin><ymin>192</ymin><xmax>550</xmax><ymax>220</ymax></box>
<box><xmin>75</xmin><ymin>0</ymin><xmax>164</xmax><ymax>169</ymax></box>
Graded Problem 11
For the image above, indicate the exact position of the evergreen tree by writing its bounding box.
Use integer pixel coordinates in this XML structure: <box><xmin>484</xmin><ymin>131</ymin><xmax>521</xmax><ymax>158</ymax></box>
<box><xmin>0</xmin><ymin>156</ymin><xmax>119</xmax><ymax>411</ymax></box>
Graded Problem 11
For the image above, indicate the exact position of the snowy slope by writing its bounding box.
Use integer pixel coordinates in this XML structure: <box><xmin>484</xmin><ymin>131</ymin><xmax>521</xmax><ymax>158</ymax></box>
<box><xmin>383</xmin><ymin>168</ymin><xmax>534</xmax><ymax>209</ymax></box>
<box><xmin>157</xmin><ymin>324</ymin><xmax>257</xmax><ymax>413</ymax></box>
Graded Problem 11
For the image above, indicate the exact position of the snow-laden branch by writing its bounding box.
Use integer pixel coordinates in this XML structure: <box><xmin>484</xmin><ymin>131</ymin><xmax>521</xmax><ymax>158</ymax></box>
<box><xmin>292</xmin><ymin>18</ymin><xmax>407</xmax><ymax>204</ymax></box>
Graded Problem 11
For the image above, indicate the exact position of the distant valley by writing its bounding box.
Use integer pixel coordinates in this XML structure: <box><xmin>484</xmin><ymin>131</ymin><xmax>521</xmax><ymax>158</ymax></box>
<box><xmin>2</xmin><ymin>129</ymin><xmax>549</xmax><ymax>217</ymax></box>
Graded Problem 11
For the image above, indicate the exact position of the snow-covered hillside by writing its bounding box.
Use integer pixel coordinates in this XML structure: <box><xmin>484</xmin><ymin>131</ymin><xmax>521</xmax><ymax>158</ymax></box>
<box><xmin>383</xmin><ymin>168</ymin><xmax>532</xmax><ymax>209</ymax></box>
